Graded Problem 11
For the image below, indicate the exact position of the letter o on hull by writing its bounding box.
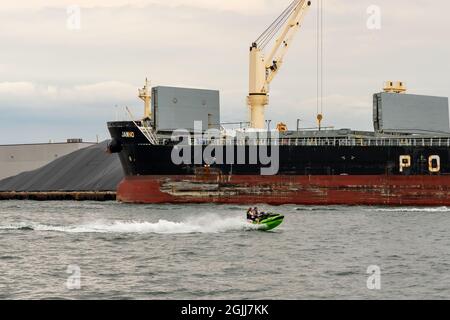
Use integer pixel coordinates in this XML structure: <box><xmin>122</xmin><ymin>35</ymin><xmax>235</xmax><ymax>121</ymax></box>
<box><xmin>429</xmin><ymin>155</ymin><xmax>441</xmax><ymax>173</ymax></box>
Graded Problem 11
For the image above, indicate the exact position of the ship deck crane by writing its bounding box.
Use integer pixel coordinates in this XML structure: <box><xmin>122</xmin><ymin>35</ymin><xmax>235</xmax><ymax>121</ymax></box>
<box><xmin>248</xmin><ymin>0</ymin><xmax>312</xmax><ymax>129</ymax></box>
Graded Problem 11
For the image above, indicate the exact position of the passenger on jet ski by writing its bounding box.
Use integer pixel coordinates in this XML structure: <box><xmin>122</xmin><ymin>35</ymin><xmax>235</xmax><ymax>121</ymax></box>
<box><xmin>253</xmin><ymin>207</ymin><xmax>261</xmax><ymax>220</ymax></box>
<box><xmin>251</xmin><ymin>207</ymin><xmax>270</xmax><ymax>223</ymax></box>
<box><xmin>247</xmin><ymin>208</ymin><xmax>254</xmax><ymax>221</ymax></box>
<box><xmin>247</xmin><ymin>207</ymin><xmax>261</xmax><ymax>221</ymax></box>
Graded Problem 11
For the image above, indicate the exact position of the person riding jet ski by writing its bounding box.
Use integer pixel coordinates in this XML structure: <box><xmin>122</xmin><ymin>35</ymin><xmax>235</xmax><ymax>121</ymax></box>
<box><xmin>247</xmin><ymin>207</ymin><xmax>269</xmax><ymax>222</ymax></box>
<box><xmin>246</xmin><ymin>207</ymin><xmax>285</xmax><ymax>231</ymax></box>
<box><xmin>246</xmin><ymin>208</ymin><xmax>254</xmax><ymax>221</ymax></box>
<box><xmin>255</xmin><ymin>207</ymin><xmax>269</xmax><ymax>221</ymax></box>
<box><xmin>247</xmin><ymin>207</ymin><xmax>260</xmax><ymax>221</ymax></box>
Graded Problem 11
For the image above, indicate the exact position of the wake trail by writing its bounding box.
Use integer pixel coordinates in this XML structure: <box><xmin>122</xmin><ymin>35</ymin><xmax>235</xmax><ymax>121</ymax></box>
<box><xmin>0</xmin><ymin>214</ymin><xmax>258</xmax><ymax>234</ymax></box>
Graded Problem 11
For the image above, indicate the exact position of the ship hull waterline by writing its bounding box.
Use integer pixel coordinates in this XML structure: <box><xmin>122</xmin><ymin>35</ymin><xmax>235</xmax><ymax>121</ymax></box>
<box><xmin>116</xmin><ymin>175</ymin><xmax>450</xmax><ymax>206</ymax></box>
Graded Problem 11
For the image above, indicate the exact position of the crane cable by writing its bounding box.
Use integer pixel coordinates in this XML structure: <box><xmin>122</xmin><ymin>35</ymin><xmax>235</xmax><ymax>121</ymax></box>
<box><xmin>255</xmin><ymin>0</ymin><xmax>297</xmax><ymax>45</ymax></box>
<box><xmin>316</xmin><ymin>0</ymin><xmax>324</xmax><ymax>127</ymax></box>
<box><xmin>255</xmin><ymin>0</ymin><xmax>302</xmax><ymax>50</ymax></box>
<box><xmin>321</xmin><ymin>0</ymin><xmax>324</xmax><ymax>117</ymax></box>
<box><xmin>259</xmin><ymin>8</ymin><xmax>293</xmax><ymax>49</ymax></box>
<box><xmin>316</xmin><ymin>0</ymin><xmax>319</xmax><ymax>118</ymax></box>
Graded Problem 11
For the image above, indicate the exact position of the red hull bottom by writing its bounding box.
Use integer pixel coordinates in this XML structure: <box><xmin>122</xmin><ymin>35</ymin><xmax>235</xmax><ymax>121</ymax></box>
<box><xmin>117</xmin><ymin>175</ymin><xmax>450</xmax><ymax>206</ymax></box>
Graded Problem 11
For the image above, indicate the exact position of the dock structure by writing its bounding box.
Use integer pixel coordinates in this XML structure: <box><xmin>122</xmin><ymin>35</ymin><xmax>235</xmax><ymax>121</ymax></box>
<box><xmin>0</xmin><ymin>140</ymin><xmax>95</xmax><ymax>181</ymax></box>
<box><xmin>0</xmin><ymin>141</ymin><xmax>123</xmax><ymax>201</ymax></box>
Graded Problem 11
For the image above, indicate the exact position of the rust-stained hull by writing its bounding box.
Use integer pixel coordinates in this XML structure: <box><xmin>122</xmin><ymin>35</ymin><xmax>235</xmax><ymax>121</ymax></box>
<box><xmin>116</xmin><ymin>175</ymin><xmax>450</xmax><ymax>206</ymax></box>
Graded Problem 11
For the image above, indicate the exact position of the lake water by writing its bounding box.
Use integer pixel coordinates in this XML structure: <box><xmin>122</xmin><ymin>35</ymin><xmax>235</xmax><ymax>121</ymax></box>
<box><xmin>1</xmin><ymin>201</ymin><xmax>450</xmax><ymax>299</ymax></box>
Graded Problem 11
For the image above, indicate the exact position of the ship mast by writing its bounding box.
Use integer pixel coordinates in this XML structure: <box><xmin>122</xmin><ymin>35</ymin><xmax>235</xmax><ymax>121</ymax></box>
<box><xmin>248</xmin><ymin>0</ymin><xmax>312</xmax><ymax>129</ymax></box>
<box><xmin>383</xmin><ymin>81</ymin><xmax>407</xmax><ymax>94</ymax></box>
<box><xmin>139</xmin><ymin>78</ymin><xmax>152</xmax><ymax>119</ymax></box>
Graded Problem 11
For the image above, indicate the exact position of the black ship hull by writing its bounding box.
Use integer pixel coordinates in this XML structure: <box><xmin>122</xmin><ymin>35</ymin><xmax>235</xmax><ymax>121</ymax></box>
<box><xmin>108</xmin><ymin>121</ymin><xmax>450</xmax><ymax>205</ymax></box>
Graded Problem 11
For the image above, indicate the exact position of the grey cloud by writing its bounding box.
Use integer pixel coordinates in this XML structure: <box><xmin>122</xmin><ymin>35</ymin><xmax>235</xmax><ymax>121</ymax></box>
<box><xmin>0</xmin><ymin>1</ymin><xmax>449</xmax><ymax>143</ymax></box>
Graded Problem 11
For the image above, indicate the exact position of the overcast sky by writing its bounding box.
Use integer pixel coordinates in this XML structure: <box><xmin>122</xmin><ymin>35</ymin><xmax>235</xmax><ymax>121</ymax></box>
<box><xmin>1</xmin><ymin>0</ymin><xmax>449</xmax><ymax>144</ymax></box>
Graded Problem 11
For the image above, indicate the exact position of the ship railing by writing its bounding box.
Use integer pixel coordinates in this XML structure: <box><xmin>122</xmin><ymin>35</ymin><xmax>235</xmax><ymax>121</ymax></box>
<box><xmin>126</xmin><ymin>106</ymin><xmax>159</xmax><ymax>145</ymax></box>
<box><xmin>138</xmin><ymin>125</ymin><xmax>159</xmax><ymax>145</ymax></box>
<box><xmin>186</xmin><ymin>137</ymin><xmax>450</xmax><ymax>147</ymax></box>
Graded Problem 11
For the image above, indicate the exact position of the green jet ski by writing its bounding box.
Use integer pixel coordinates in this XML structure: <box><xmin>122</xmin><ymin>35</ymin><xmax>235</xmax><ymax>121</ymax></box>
<box><xmin>249</xmin><ymin>213</ymin><xmax>285</xmax><ymax>231</ymax></box>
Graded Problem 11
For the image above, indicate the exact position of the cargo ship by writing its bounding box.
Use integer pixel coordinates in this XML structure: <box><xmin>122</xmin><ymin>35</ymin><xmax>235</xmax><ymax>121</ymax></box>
<box><xmin>107</xmin><ymin>0</ymin><xmax>450</xmax><ymax>205</ymax></box>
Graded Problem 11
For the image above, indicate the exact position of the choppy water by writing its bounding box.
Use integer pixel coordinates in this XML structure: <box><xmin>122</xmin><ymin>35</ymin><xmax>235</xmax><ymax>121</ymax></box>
<box><xmin>1</xmin><ymin>201</ymin><xmax>450</xmax><ymax>300</ymax></box>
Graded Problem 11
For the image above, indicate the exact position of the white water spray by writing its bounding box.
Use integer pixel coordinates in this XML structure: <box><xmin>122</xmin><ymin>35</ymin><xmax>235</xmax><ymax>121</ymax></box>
<box><xmin>0</xmin><ymin>214</ymin><xmax>258</xmax><ymax>234</ymax></box>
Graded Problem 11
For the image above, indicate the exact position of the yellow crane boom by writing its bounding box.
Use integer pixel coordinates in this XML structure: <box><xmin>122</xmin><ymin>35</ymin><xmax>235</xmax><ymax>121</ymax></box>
<box><xmin>248</xmin><ymin>0</ymin><xmax>312</xmax><ymax>129</ymax></box>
